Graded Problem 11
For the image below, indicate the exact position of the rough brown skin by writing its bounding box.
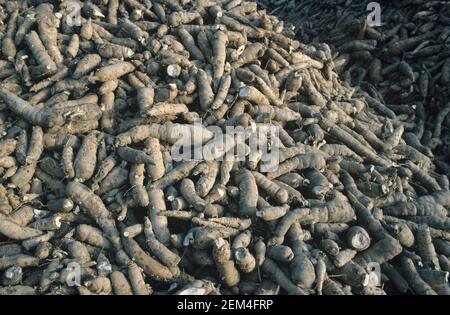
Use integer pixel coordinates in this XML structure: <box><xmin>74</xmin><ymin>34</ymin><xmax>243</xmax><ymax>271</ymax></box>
<box><xmin>0</xmin><ymin>138</ymin><xmax>17</xmax><ymax>159</ymax></box>
<box><xmin>147</xmin><ymin>188</ymin><xmax>171</xmax><ymax>246</ymax></box>
<box><xmin>270</xmin><ymin>208</ymin><xmax>308</xmax><ymax>246</ymax></box>
<box><xmin>230</xmin><ymin>230</ymin><xmax>251</xmax><ymax>250</ymax></box>
<box><xmin>415</xmin><ymin>224</ymin><xmax>440</xmax><ymax>270</ymax></box>
<box><xmin>91</xmin><ymin>154</ymin><xmax>117</xmax><ymax>192</ymax></box>
<box><xmin>401</xmin><ymin>257</ymin><xmax>437</xmax><ymax>295</ymax></box>
<box><xmin>211</xmin><ymin>75</ymin><xmax>232</xmax><ymax>110</ymax></box>
<box><xmin>289</xmin><ymin>223</ymin><xmax>316</xmax><ymax>289</ymax></box>
<box><xmin>418</xmin><ymin>269</ymin><xmax>450</xmax><ymax>295</ymax></box>
<box><xmin>297</xmin><ymin>199</ymin><xmax>356</xmax><ymax>225</ymax></box>
<box><xmin>354</xmin><ymin>236</ymin><xmax>403</xmax><ymax>268</ymax></box>
<box><xmin>0</xmin><ymin>254</ymin><xmax>40</xmax><ymax>270</ymax></box>
<box><xmin>129</xmin><ymin>164</ymin><xmax>149</xmax><ymax>208</ymax></box>
<box><xmin>25</xmin><ymin>30</ymin><xmax>57</xmax><ymax>74</ymax></box>
<box><xmin>0</xmin><ymin>284</ymin><xmax>36</xmax><ymax>295</ymax></box>
<box><xmin>0</xmin><ymin>89</ymin><xmax>62</xmax><ymax>128</ymax></box>
<box><xmin>66</xmin><ymin>239</ymin><xmax>91</xmax><ymax>264</ymax></box>
<box><xmin>144</xmin><ymin>103</ymin><xmax>189</xmax><ymax>117</ymax></box>
<box><xmin>320</xmin><ymin>239</ymin><xmax>340</xmax><ymax>257</ymax></box>
<box><xmin>252</xmin><ymin>171</ymin><xmax>289</xmax><ymax>204</ymax></box>
<box><xmin>0</xmin><ymin>185</ymin><xmax>12</xmax><ymax>215</ymax></box>
<box><xmin>96</xmin><ymin>164</ymin><xmax>129</xmax><ymax>195</ymax></box>
<box><xmin>140</xmin><ymin>138</ymin><xmax>164</xmax><ymax>182</ymax></box>
<box><xmin>256</xmin><ymin>205</ymin><xmax>289</xmax><ymax>221</ymax></box>
<box><xmin>319</xmin><ymin>117</ymin><xmax>391</xmax><ymax>167</ymax></box>
<box><xmin>389</xmin><ymin>222</ymin><xmax>415</xmax><ymax>248</ymax></box>
<box><xmin>115</xmin><ymin>123</ymin><xmax>213</xmax><ymax>147</ymax></box>
<box><xmin>193</xmin><ymin>161</ymin><xmax>219</xmax><ymax>198</ymax></box>
<box><xmin>2</xmin><ymin>10</ymin><xmax>18</xmax><ymax>60</ymax></box>
<box><xmin>382</xmin><ymin>198</ymin><xmax>448</xmax><ymax>218</ymax></box>
<box><xmin>90</xmin><ymin>62</ymin><xmax>135</xmax><ymax>82</ymax></box>
<box><xmin>10</xmin><ymin>163</ymin><xmax>38</xmax><ymax>190</ymax></box>
<box><xmin>117</xmin><ymin>147</ymin><xmax>155</xmax><ymax>165</ymax></box>
<box><xmin>21</xmin><ymin>232</ymin><xmax>55</xmax><ymax>252</ymax></box>
<box><xmin>25</xmin><ymin>127</ymin><xmax>44</xmax><ymax>165</ymax></box>
<box><xmin>346</xmin><ymin>192</ymin><xmax>387</xmax><ymax>240</ymax></box>
<box><xmin>85</xmin><ymin>277</ymin><xmax>113</xmax><ymax>295</ymax></box>
<box><xmin>333</xmin><ymin>260</ymin><xmax>369</xmax><ymax>287</ymax></box>
<box><xmin>9</xmin><ymin>206</ymin><xmax>35</xmax><ymax>226</ymax></box>
<box><xmin>197</xmin><ymin>69</ymin><xmax>214</xmax><ymax>111</ymax></box>
<box><xmin>340</xmin><ymin>171</ymin><xmax>373</xmax><ymax>209</ymax></box>
<box><xmin>73</xmin><ymin>131</ymin><xmax>100</xmax><ymax>183</ymax></box>
<box><xmin>381</xmin><ymin>262</ymin><xmax>409</xmax><ymax>294</ymax></box>
<box><xmin>127</xmin><ymin>262</ymin><xmax>150</xmax><ymax>295</ymax></box>
<box><xmin>0</xmin><ymin>213</ymin><xmax>43</xmax><ymax>240</ymax></box>
<box><xmin>61</xmin><ymin>137</ymin><xmax>76</xmax><ymax>179</ymax></box>
<box><xmin>266</xmin><ymin>152</ymin><xmax>327</xmax><ymax>179</ymax></box>
<box><xmin>136</xmin><ymin>86</ymin><xmax>155</xmax><ymax>114</ymax></box>
<box><xmin>72</xmin><ymin>54</ymin><xmax>102</xmax><ymax>79</ymax></box>
<box><xmin>178</xmin><ymin>27</ymin><xmax>205</xmax><ymax>62</ymax></box>
<box><xmin>66</xmin><ymin>34</ymin><xmax>80</xmax><ymax>59</ymax></box>
<box><xmin>235</xmin><ymin>169</ymin><xmax>259</xmax><ymax>217</ymax></box>
<box><xmin>76</xmin><ymin>224</ymin><xmax>111</xmax><ymax>250</ymax></box>
<box><xmin>122</xmin><ymin>224</ymin><xmax>143</xmax><ymax>239</ymax></box>
<box><xmin>212</xmin><ymin>238</ymin><xmax>240</xmax><ymax>287</ymax></box>
<box><xmin>212</xmin><ymin>29</ymin><xmax>228</xmax><ymax>86</ymax></box>
<box><xmin>110</xmin><ymin>271</ymin><xmax>133</xmax><ymax>295</ymax></box>
<box><xmin>66</xmin><ymin>182</ymin><xmax>121</xmax><ymax>250</ymax></box>
<box><xmin>239</xmin><ymin>85</ymin><xmax>271</xmax><ymax>107</ymax></box>
<box><xmin>181</xmin><ymin>178</ymin><xmax>207</xmax><ymax>211</ymax></box>
<box><xmin>262</xmin><ymin>258</ymin><xmax>306</xmax><ymax>295</ymax></box>
<box><xmin>152</xmin><ymin>161</ymin><xmax>200</xmax><ymax>190</ymax></box>
<box><xmin>36</xmin><ymin>3</ymin><xmax>64</xmax><ymax>65</ymax></box>
<box><xmin>232</xmin><ymin>43</ymin><xmax>266</xmax><ymax>69</ymax></box>
<box><xmin>122</xmin><ymin>237</ymin><xmax>175</xmax><ymax>281</ymax></box>
<box><xmin>268</xmin><ymin>245</ymin><xmax>295</xmax><ymax>263</ymax></box>
<box><xmin>143</xmin><ymin>217</ymin><xmax>181</xmax><ymax>268</ymax></box>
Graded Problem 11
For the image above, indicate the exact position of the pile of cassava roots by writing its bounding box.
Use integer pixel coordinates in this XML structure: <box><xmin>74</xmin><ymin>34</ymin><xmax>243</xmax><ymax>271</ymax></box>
<box><xmin>258</xmin><ymin>0</ymin><xmax>450</xmax><ymax>160</ymax></box>
<box><xmin>0</xmin><ymin>0</ymin><xmax>449</xmax><ymax>295</ymax></box>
